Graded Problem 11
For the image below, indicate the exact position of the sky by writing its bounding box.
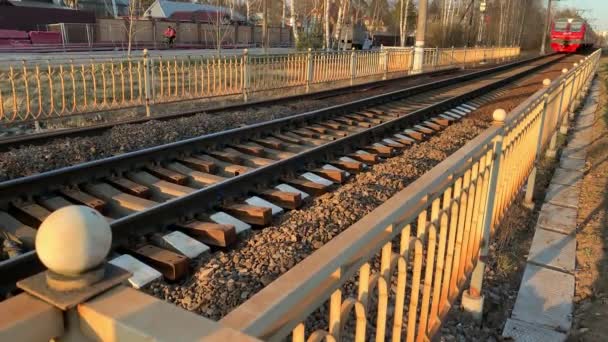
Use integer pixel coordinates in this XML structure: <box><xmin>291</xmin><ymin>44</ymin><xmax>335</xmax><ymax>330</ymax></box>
<box><xmin>558</xmin><ymin>0</ymin><xmax>608</xmax><ymax>31</ymax></box>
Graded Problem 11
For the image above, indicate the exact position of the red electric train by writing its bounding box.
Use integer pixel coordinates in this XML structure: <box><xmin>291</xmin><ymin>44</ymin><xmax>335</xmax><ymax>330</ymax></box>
<box><xmin>550</xmin><ymin>18</ymin><xmax>595</xmax><ymax>53</ymax></box>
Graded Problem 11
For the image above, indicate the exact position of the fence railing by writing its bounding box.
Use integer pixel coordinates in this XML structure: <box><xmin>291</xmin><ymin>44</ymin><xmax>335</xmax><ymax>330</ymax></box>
<box><xmin>0</xmin><ymin>46</ymin><xmax>520</xmax><ymax>124</ymax></box>
<box><xmin>0</xmin><ymin>50</ymin><xmax>599</xmax><ymax>341</ymax></box>
<box><xmin>218</xmin><ymin>49</ymin><xmax>599</xmax><ymax>341</ymax></box>
<box><xmin>422</xmin><ymin>46</ymin><xmax>521</xmax><ymax>69</ymax></box>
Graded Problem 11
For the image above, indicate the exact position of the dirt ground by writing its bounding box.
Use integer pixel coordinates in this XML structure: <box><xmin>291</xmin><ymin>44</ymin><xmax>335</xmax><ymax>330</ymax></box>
<box><xmin>568</xmin><ymin>60</ymin><xmax>608</xmax><ymax>341</ymax></box>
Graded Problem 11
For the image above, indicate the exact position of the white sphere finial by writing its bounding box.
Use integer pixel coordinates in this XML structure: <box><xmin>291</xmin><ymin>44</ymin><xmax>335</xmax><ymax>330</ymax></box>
<box><xmin>493</xmin><ymin>108</ymin><xmax>507</xmax><ymax>123</ymax></box>
<box><xmin>574</xmin><ymin>63</ymin><xmax>579</xmax><ymax>67</ymax></box>
<box><xmin>562</xmin><ymin>68</ymin><xmax>568</xmax><ymax>74</ymax></box>
<box><xmin>36</xmin><ymin>206</ymin><xmax>111</xmax><ymax>276</ymax></box>
<box><xmin>543</xmin><ymin>79</ymin><xmax>551</xmax><ymax>86</ymax></box>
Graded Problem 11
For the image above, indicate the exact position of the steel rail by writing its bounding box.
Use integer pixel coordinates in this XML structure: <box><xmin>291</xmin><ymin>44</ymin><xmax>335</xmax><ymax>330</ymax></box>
<box><xmin>0</xmin><ymin>67</ymin><xmax>460</xmax><ymax>152</ymax></box>
<box><xmin>0</xmin><ymin>54</ymin><xmax>555</xmax><ymax>201</ymax></box>
<box><xmin>0</xmin><ymin>53</ymin><xmax>563</xmax><ymax>290</ymax></box>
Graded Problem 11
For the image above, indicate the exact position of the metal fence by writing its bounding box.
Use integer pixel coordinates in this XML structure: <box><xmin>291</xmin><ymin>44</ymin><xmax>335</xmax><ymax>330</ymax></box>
<box><xmin>423</xmin><ymin>46</ymin><xmax>521</xmax><ymax>68</ymax></box>
<box><xmin>219</xmin><ymin>49</ymin><xmax>600</xmax><ymax>341</ymax></box>
<box><xmin>0</xmin><ymin>50</ymin><xmax>599</xmax><ymax>341</ymax></box>
<box><xmin>0</xmin><ymin>46</ymin><xmax>520</xmax><ymax>123</ymax></box>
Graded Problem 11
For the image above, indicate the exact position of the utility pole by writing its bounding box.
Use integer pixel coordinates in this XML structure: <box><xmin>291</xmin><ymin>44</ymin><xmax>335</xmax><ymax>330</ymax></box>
<box><xmin>540</xmin><ymin>0</ymin><xmax>552</xmax><ymax>55</ymax></box>
<box><xmin>262</xmin><ymin>0</ymin><xmax>268</xmax><ymax>53</ymax></box>
<box><xmin>412</xmin><ymin>0</ymin><xmax>428</xmax><ymax>73</ymax></box>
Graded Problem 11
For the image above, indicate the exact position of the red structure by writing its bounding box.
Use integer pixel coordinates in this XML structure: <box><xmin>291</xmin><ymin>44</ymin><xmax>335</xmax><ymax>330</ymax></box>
<box><xmin>550</xmin><ymin>18</ymin><xmax>594</xmax><ymax>53</ymax></box>
<box><xmin>0</xmin><ymin>29</ymin><xmax>62</xmax><ymax>47</ymax></box>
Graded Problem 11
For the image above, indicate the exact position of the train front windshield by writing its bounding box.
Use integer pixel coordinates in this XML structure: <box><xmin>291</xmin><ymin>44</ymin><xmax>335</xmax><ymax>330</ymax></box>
<box><xmin>554</xmin><ymin>21</ymin><xmax>569</xmax><ymax>32</ymax></box>
<box><xmin>570</xmin><ymin>22</ymin><xmax>583</xmax><ymax>32</ymax></box>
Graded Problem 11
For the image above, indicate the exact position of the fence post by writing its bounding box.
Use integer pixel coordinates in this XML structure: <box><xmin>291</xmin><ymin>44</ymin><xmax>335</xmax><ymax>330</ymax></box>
<box><xmin>433</xmin><ymin>46</ymin><xmax>440</xmax><ymax>68</ymax></box>
<box><xmin>152</xmin><ymin>19</ymin><xmax>157</xmax><ymax>49</ymax></box>
<box><xmin>567</xmin><ymin>65</ymin><xmax>580</xmax><ymax>120</ymax></box>
<box><xmin>143</xmin><ymin>49</ymin><xmax>152</xmax><ymax>117</ymax></box>
<box><xmin>545</xmin><ymin>76</ymin><xmax>567</xmax><ymax>158</ymax></box>
<box><xmin>305</xmin><ymin>48</ymin><xmax>313</xmax><ymax>93</ymax></box>
<box><xmin>559</xmin><ymin>69</ymin><xmax>570</xmax><ymax>134</ymax></box>
<box><xmin>242</xmin><ymin>49</ymin><xmax>250</xmax><ymax>102</ymax></box>
<box><xmin>234</xmin><ymin>23</ymin><xmax>239</xmax><ymax>47</ymax></box>
<box><xmin>451</xmin><ymin>46</ymin><xmax>455</xmax><ymax>65</ymax></box>
<box><xmin>461</xmin><ymin>108</ymin><xmax>506</xmax><ymax>322</ymax></box>
<box><xmin>85</xmin><ymin>24</ymin><xmax>92</xmax><ymax>50</ymax></box>
<box><xmin>524</xmin><ymin>79</ymin><xmax>552</xmax><ymax>207</ymax></box>
<box><xmin>575</xmin><ymin>66</ymin><xmax>585</xmax><ymax>108</ymax></box>
<box><xmin>409</xmin><ymin>48</ymin><xmax>416</xmax><ymax>72</ymax></box>
<box><xmin>60</xmin><ymin>23</ymin><xmax>67</xmax><ymax>51</ymax></box>
<box><xmin>350</xmin><ymin>47</ymin><xmax>356</xmax><ymax>86</ymax></box>
<box><xmin>545</xmin><ymin>79</ymin><xmax>565</xmax><ymax>158</ymax></box>
<box><xmin>381</xmin><ymin>45</ymin><xmax>389</xmax><ymax>80</ymax></box>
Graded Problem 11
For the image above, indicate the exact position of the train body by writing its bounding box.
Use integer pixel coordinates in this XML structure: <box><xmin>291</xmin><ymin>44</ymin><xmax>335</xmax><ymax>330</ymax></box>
<box><xmin>550</xmin><ymin>18</ymin><xmax>594</xmax><ymax>53</ymax></box>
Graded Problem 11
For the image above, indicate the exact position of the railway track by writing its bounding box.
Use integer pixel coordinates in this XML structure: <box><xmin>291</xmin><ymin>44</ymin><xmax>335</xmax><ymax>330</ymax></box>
<box><xmin>0</xmin><ymin>53</ymin><xmax>564</xmax><ymax>294</ymax></box>
<box><xmin>0</xmin><ymin>67</ymin><xmax>462</xmax><ymax>151</ymax></box>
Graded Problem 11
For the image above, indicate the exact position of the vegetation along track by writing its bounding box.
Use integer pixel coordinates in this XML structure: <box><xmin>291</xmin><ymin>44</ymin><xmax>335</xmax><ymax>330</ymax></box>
<box><xmin>0</xmin><ymin>53</ymin><xmax>564</xmax><ymax>295</ymax></box>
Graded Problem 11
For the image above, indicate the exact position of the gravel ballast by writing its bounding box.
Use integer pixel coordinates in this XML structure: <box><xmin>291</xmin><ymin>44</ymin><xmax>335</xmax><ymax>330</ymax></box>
<box><xmin>0</xmin><ymin>70</ymin><xmax>466</xmax><ymax>181</ymax></box>
<box><xmin>0</xmin><ymin>58</ymin><xmax>550</xmax><ymax>181</ymax></box>
<box><xmin>144</xmin><ymin>117</ymin><xmax>491</xmax><ymax>319</ymax></box>
<box><xmin>142</xmin><ymin>56</ymin><xmax>583</xmax><ymax>324</ymax></box>
<box><xmin>0</xmin><ymin>55</ymin><xmax>583</xmax><ymax>336</ymax></box>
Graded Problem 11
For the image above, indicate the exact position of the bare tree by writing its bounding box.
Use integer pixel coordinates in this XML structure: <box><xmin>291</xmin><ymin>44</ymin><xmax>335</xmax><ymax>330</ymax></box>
<box><xmin>517</xmin><ymin>0</ymin><xmax>529</xmax><ymax>46</ymax></box>
<box><xmin>209</xmin><ymin>0</ymin><xmax>235</xmax><ymax>56</ymax></box>
<box><xmin>228</xmin><ymin>0</ymin><xmax>235</xmax><ymax>20</ymax></box>
<box><xmin>262</xmin><ymin>0</ymin><xmax>268</xmax><ymax>52</ymax></box>
<box><xmin>498</xmin><ymin>0</ymin><xmax>506</xmax><ymax>46</ymax></box>
<box><xmin>126</xmin><ymin>0</ymin><xmax>140</xmax><ymax>56</ymax></box>
<box><xmin>333</xmin><ymin>0</ymin><xmax>350</xmax><ymax>49</ymax></box>
<box><xmin>324</xmin><ymin>0</ymin><xmax>330</xmax><ymax>50</ymax></box>
<box><xmin>290</xmin><ymin>0</ymin><xmax>300</xmax><ymax>45</ymax></box>
<box><xmin>246</xmin><ymin>0</ymin><xmax>251</xmax><ymax>22</ymax></box>
<box><xmin>369</xmin><ymin>0</ymin><xmax>382</xmax><ymax>41</ymax></box>
<box><xmin>282</xmin><ymin>0</ymin><xmax>287</xmax><ymax>28</ymax></box>
<box><xmin>399</xmin><ymin>0</ymin><xmax>410</xmax><ymax>46</ymax></box>
<box><xmin>441</xmin><ymin>0</ymin><xmax>454</xmax><ymax>44</ymax></box>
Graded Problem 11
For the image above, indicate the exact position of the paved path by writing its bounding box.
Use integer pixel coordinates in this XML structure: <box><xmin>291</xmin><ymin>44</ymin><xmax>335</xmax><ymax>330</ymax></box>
<box><xmin>0</xmin><ymin>47</ymin><xmax>297</xmax><ymax>65</ymax></box>
<box><xmin>502</xmin><ymin>79</ymin><xmax>600</xmax><ymax>341</ymax></box>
